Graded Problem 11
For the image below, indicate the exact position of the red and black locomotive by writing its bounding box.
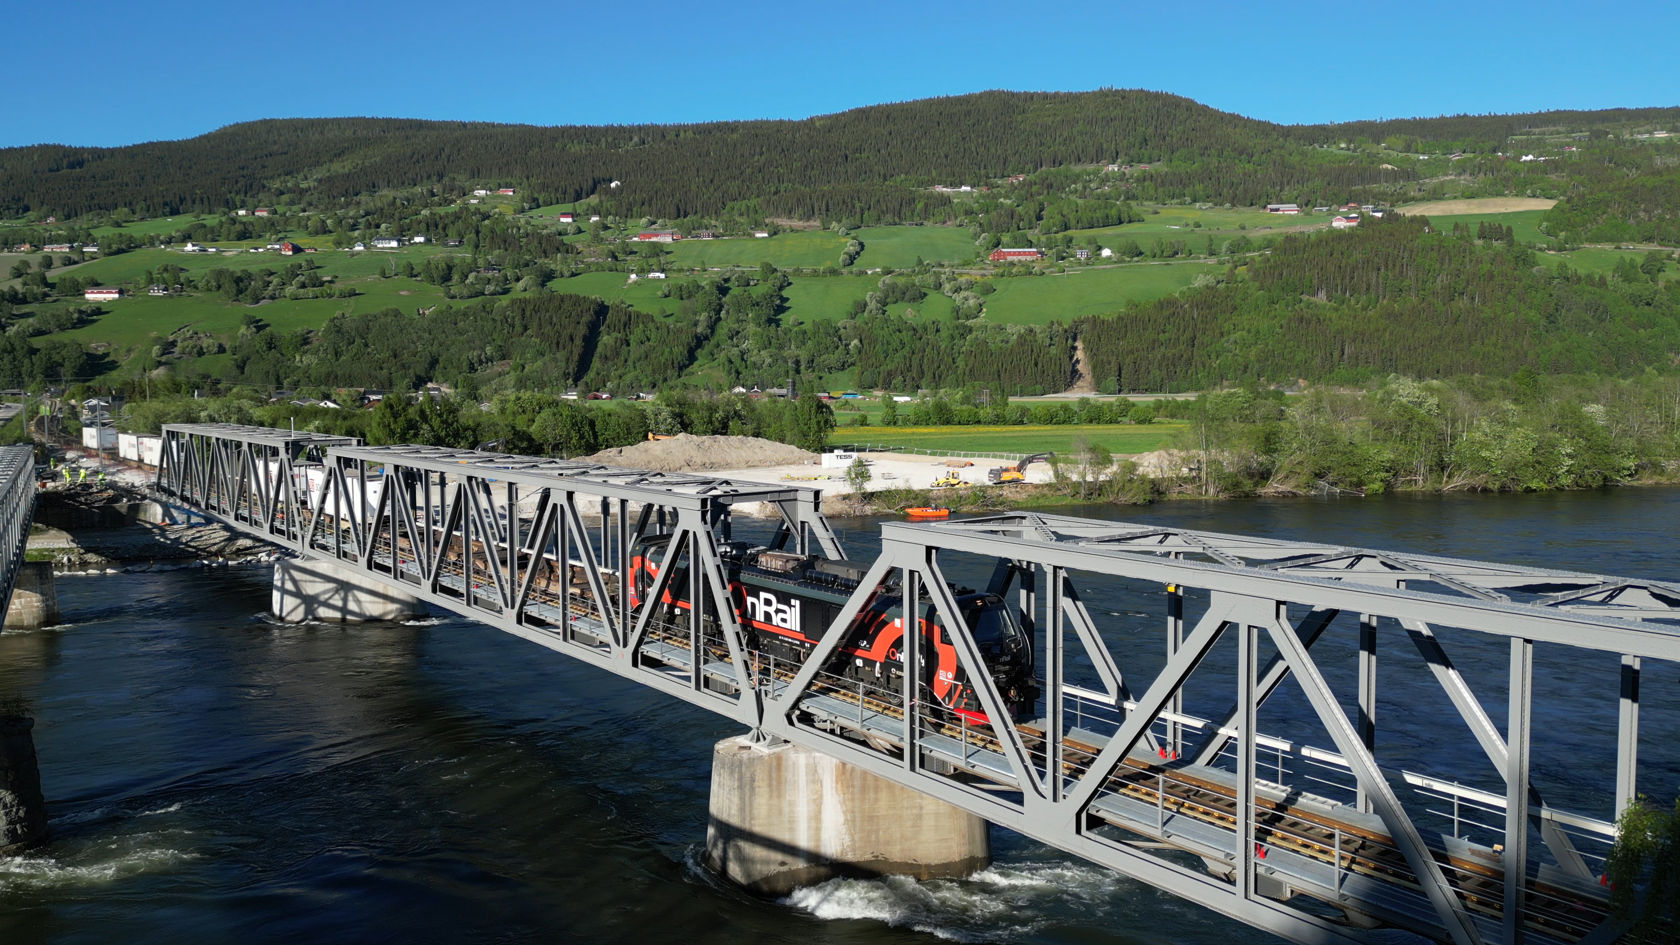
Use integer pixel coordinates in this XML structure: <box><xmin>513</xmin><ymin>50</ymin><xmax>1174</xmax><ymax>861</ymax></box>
<box><xmin>629</xmin><ymin>538</ymin><xmax>1037</xmax><ymax>723</ymax></box>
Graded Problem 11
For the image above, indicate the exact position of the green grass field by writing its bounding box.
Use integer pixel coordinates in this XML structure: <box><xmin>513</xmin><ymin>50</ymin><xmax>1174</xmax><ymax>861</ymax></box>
<box><xmin>89</xmin><ymin>215</ymin><xmax>215</xmax><ymax>238</ymax></box>
<box><xmin>828</xmin><ymin>422</ymin><xmax>1185</xmax><ymax>456</ymax></box>
<box><xmin>1064</xmin><ymin>205</ymin><xmax>1322</xmax><ymax>244</ymax></box>
<box><xmin>48</xmin><ymin>279</ymin><xmax>450</xmax><ymax>355</ymax></box>
<box><xmin>547</xmin><ymin>271</ymin><xmax>688</xmax><ymax>314</ymax></box>
<box><xmin>663</xmin><ymin>231</ymin><xmax>847</xmax><ymax>269</ymax></box>
<box><xmin>982</xmin><ymin>260</ymin><xmax>1222</xmax><ymax>324</ymax></box>
<box><xmin>850</xmin><ymin>226</ymin><xmax>979</xmax><ymax>268</ymax></box>
<box><xmin>1418</xmin><ymin>209</ymin><xmax>1554</xmax><ymax>245</ymax></box>
<box><xmin>781</xmin><ymin>275</ymin><xmax>874</xmax><ymax>324</ymax></box>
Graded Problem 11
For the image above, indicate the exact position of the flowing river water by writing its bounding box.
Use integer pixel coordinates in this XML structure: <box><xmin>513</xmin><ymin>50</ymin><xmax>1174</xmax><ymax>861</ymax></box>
<box><xmin>2</xmin><ymin>487</ymin><xmax>1679</xmax><ymax>944</ymax></box>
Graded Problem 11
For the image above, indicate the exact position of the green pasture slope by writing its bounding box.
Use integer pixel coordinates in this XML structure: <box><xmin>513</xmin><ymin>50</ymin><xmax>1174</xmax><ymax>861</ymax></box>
<box><xmin>50</xmin><ymin>280</ymin><xmax>450</xmax><ymax>355</ymax></box>
<box><xmin>830</xmin><ymin>422</ymin><xmax>1184</xmax><ymax>456</ymax></box>
<box><xmin>89</xmin><ymin>214</ymin><xmax>215</xmax><ymax>238</ymax></box>
<box><xmin>1064</xmin><ymin>206</ymin><xmax>1322</xmax><ymax>244</ymax></box>
<box><xmin>546</xmin><ymin>271</ymin><xmax>687</xmax><ymax>314</ymax></box>
<box><xmin>982</xmin><ymin>260</ymin><xmax>1222</xmax><ymax>324</ymax></box>
<box><xmin>1414</xmin><ymin>209</ymin><xmax>1554</xmax><ymax>245</ymax></box>
<box><xmin>664</xmin><ymin>231</ymin><xmax>846</xmax><ymax>269</ymax></box>
<box><xmin>851</xmin><ymin>226</ymin><xmax>979</xmax><ymax>268</ymax></box>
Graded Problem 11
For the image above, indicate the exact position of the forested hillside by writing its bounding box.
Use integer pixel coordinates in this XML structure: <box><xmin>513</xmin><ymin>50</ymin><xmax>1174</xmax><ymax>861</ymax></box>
<box><xmin>6</xmin><ymin>91</ymin><xmax>1676</xmax><ymax>222</ymax></box>
<box><xmin>1077</xmin><ymin>217</ymin><xmax>1680</xmax><ymax>391</ymax></box>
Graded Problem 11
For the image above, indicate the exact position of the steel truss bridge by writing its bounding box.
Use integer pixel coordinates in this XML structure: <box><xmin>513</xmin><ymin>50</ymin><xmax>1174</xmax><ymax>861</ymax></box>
<box><xmin>154</xmin><ymin>423</ymin><xmax>1680</xmax><ymax>945</ymax></box>
<box><xmin>0</xmin><ymin>445</ymin><xmax>36</xmax><ymax>616</ymax></box>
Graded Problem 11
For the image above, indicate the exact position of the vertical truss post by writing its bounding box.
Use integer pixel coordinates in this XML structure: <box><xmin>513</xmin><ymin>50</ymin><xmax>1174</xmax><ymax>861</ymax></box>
<box><xmin>902</xmin><ymin>561</ymin><xmax>920</xmax><ymax>774</ymax></box>
<box><xmin>1358</xmin><ymin>613</ymin><xmax>1378</xmax><ymax>813</ymax></box>
<box><xmin>1237</xmin><ymin>615</ymin><xmax>1259</xmax><ymax>901</ymax></box>
<box><xmin>1045</xmin><ymin>564</ymin><xmax>1064</xmax><ymax>801</ymax></box>
<box><xmin>1617</xmin><ymin>655</ymin><xmax>1640</xmax><ymax>819</ymax></box>
<box><xmin>1505</xmin><ymin>637</ymin><xmax>1533</xmax><ymax>944</ymax></box>
<box><xmin>1167</xmin><ymin>581</ymin><xmax>1184</xmax><ymax>757</ymax></box>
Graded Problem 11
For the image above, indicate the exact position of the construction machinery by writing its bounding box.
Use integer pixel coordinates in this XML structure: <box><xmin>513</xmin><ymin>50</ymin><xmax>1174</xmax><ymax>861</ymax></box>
<box><xmin>930</xmin><ymin>472</ymin><xmax>970</xmax><ymax>489</ymax></box>
<box><xmin>987</xmin><ymin>451</ymin><xmax>1053</xmax><ymax>484</ymax></box>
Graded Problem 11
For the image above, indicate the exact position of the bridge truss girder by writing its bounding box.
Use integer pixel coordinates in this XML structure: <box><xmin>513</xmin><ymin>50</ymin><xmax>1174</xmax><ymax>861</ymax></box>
<box><xmin>153</xmin><ymin>429</ymin><xmax>1680</xmax><ymax>945</ymax></box>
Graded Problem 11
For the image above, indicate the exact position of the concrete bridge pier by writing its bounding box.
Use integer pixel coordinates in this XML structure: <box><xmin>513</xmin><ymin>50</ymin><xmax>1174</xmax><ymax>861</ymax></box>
<box><xmin>272</xmin><ymin>556</ymin><xmax>427</xmax><ymax>623</ymax></box>
<box><xmin>0</xmin><ymin>714</ymin><xmax>49</xmax><ymax>855</ymax></box>
<box><xmin>705</xmin><ymin>733</ymin><xmax>990</xmax><ymax>896</ymax></box>
<box><xmin>4</xmin><ymin>562</ymin><xmax>60</xmax><ymax>630</ymax></box>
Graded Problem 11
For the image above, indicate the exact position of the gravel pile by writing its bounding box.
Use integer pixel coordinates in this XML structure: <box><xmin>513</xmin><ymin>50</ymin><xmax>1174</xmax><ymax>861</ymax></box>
<box><xmin>584</xmin><ymin>434</ymin><xmax>817</xmax><ymax>472</ymax></box>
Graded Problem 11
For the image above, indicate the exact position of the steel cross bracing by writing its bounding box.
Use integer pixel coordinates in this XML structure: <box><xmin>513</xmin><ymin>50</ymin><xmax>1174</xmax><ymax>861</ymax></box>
<box><xmin>0</xmin><ymin>445</ymin><xmax>36</xmax><ymax>616</ymax></box>
<box><xmin>154</xmin><ymin>427</ymin><xmax>1670</xmax><ymax>945</ymax></box>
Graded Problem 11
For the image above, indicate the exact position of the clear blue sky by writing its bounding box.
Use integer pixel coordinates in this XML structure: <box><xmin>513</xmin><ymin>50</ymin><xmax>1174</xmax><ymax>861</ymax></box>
<box><xmin>8</xmin><ymin>0</ymin><xmax>1676</xmax><ymax>149</ymax></box>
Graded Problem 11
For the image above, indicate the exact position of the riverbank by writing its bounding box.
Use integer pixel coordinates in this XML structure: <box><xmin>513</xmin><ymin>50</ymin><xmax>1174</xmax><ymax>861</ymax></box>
<box><xmin>27</xmin><ymin>487</ymin><xmax>276</xmax><ymax>573</ymax></box>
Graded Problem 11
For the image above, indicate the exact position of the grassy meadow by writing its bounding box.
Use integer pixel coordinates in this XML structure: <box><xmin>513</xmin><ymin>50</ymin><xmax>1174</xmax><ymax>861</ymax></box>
<box><xmin>664</xmin><ymin>231</ymin><xmax>847</xmax><ymax>269</ymax></box>
<box><xmin>982</xmin><ymin>260</ymin><xmax>1222</xmax><ymax>324</ymax></box>
<box><xmin>850</xmin><ymin>226</ymin><xmax>979</xmax><ymax>268</ymax></box>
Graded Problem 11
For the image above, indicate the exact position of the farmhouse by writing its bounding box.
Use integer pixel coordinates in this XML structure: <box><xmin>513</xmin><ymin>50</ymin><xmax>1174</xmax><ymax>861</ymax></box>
<box><xmin>82</xmin><ymin>244</ymin><xmax>98</xmax><ymax>254</ymax></box>
<box><xmin>10</xmin><ymin>244</ymin><xmax>34</xmax><ymax>253</ymax></box>
<box><xmin>371</xmin><ymin>237</ymin><xmax>402</xmax><ymax>249</ymax></box>
<box><xmin>496</xmin><ymin>188</ymin><xmax>515</xmax><ymax>195</ymax></box>
<box><xmin>444</xmin><ymin>238</ymin><xmax>463</xmax><ymax>247</ymax></box>
<box><xmin>410</xmin><ymin>235</ymin><xmax>428</xmax><ymax>244</ymax></box>
<box><xmin>254</xmin><ymin>208</ymin><xmax>272</xmax><ymax>217</ymax></box>
<box><xmin>352</xmin><ymin>241</ymin><xmax>366</xmax><ymax>251</ymax></box>
<box><xmin>558</xmin><ymin>212</ymin><xmax>575</xmax><ymax>223</ymax></box>
<box><xmin>43</xmin><ymin>243</ymin><xmax>72</xmax><ymax>253</ymax></box>
<box><xmin>84</xmin><ymin>287</ymin><xmax>121</xmax><ymax>302</ymax></box>
<box><xmin>1332</xmin><ymin>215</ymin><xmax>1360</xmax><ymax>229</ymax></box>
<box><xmin>1074</xmin><ymin>248</ymin><xmax>1091</xmax><ymax>259</ymax></box>
<box><xmin>235</xmin><ymin>209</ymin><xmax>249</xmax><ymax>216</ymax></box>
<box><xmin>989</xmin><ymin>248</ymin><xmax>1044</xmax><ymax>263</ymax></box>
<box><xmin>183</xmin><ymin>241</ymin><xmax>207</xmax><ymax>253</ymax></box>
<box><xmin>1264</xmin><ymin>204</ymin><xmax>1301</xmax><ymax>214</ymax></box>
<box><xmin>752</xmin><ymin>231</ymin><xmax>769</xmax><ymax>238</ymax></box>
<box><xmin>148</xmin><ymin>284</ymin><xmax>168</xmax><ymax>296</ymax></box>
<box><xmin>472</xmin><ymin>189</ymin><xmax>490</xmax><ymax>196</ymax></box>
<box><xmin>633</xmin><ymin>230</ymin><xmax>679</xmax><ymax>242</ymax></box>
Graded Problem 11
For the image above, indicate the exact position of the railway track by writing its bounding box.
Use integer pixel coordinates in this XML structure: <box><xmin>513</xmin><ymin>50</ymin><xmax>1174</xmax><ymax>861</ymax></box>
<box><xmin>222</xmin><ymin>498</ymin><xmax>1611</xmax><ymax>943</ymax></box>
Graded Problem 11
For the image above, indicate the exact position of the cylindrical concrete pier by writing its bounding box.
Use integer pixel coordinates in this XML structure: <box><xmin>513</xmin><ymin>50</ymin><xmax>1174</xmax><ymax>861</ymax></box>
<box><xmin>0</xmin><ymin>714</ymin><xmax>49</xmax><ymax>855</ymax></box>
<box><xmin>272</xmin><ymin>556</ymin><xmax>427</xmax><ymax>623</ymax></box>
<box><xmin>705</xmin><ymin>734</ymin><xmax>990</xmax><ymax>896</ymax></box>
<box><xmin>4</xmin><ymin>562</ymin><xmax>60</xmax><ymax>630</ymax></box>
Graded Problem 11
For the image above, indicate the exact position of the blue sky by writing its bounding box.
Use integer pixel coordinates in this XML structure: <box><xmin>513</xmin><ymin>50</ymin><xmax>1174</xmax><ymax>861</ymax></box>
<box><xmin>8</xmin><ymin>0</ymin><xmax>1676</xmax><ymax>149</ymax></box>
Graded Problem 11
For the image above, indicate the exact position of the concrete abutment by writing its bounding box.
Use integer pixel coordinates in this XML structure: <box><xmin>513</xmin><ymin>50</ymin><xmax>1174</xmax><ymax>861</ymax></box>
<box><xmin>705</xmin><ymin>734</ymin><xmax>990</xmax><ymax>896</ymax></box>
<box><xmin>272</xmin><ymin>556</ymin><xmax>427</xmax><ymax>623</ymax></box>
<box><xmin>4</xmin><ymin>562</ymin><xmax>59</xmax><ymax>630</ymax></box>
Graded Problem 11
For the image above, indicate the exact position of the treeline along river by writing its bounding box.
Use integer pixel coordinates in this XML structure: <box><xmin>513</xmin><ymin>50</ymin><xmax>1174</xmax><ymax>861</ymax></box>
<box><xmin>2</xmin><ymin>488</ymin><xmax>1679</xmax><ymax>944</ymax></box>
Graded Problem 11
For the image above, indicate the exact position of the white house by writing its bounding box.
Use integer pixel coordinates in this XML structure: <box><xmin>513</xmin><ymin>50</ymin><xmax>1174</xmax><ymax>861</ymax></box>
<box><xmin>472</xmin><ymin>189</ymin><xmax>490</xmax><ymax>196</ymax></box>
<box><xmin>352</xmin><ymin>241</ymin><xmax>366</xmax><ymax>251</ymax></box>
<box><xmin>84</xmin><ymin>287</ymin><xmax>121</xmax><ymax>302</ymax></box>
<box><xmin>1099</xmin><ymin>247</ymin><xmax>1114</xmax><ymax>258</ymax></box>
<box><xmin>1332</xmin><ymin>215</ymin><xmax>1360</xmax><ymax>229</ymax></box>
<box><xmin>753</xmin><ymin>231</ymin><xmax>770</xmax><ymax>238</ymax></box>
<box><xmin>372</xmin><ymin>237</ymin><xmax>402</xmax><ymax>249</ymax></box>
<box><xmin>409</xmin><ymin>235</ymin><xmax>428</xmax><ymax>244</ymax></box>
<box><xmin>646</xmin><ymin>271</ymin><xmax>666</xmax><ymax>279</ymax></box>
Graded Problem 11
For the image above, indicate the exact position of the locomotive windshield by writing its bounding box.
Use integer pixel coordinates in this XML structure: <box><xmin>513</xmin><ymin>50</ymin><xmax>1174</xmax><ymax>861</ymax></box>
<box><xmin>963</xmin><ymin>597</ymin><xmax>1026</xmax><ymax>653</ymax></box>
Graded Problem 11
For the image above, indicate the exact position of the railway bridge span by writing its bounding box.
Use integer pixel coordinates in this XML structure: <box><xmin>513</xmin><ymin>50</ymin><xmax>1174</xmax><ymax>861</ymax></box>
<box><xmin>152</xmin><ymin>423</ymin><xmax>1680</xmax><ymax>945</ymax></box>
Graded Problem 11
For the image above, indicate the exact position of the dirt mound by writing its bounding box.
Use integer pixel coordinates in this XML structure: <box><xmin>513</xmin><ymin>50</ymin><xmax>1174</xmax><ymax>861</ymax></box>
<box><xmin>585</xmin><ymin>434</ymin><xmax>817</xmax><ymax>472</ymax></box>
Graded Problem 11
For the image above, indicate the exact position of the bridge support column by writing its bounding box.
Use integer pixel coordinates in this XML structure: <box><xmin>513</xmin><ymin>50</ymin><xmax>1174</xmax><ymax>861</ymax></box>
<box><xmin>272</xmin><ymin>556</ymin><xmax>426</xmax><ymax>623</ymax></box>
<box><xmin>0</xmin><ymin>714</ymin><xmax>48</xmax><ymax>855</ymax></box>
<box><xmin>4</xmin><ymin>562</ymin><xmax>59</xmax><ymax>630</ymax></box>
<box><xmin>705</xmin><ymin>734</ymin><xmax>989</xmax><ymax>896</ymax></box>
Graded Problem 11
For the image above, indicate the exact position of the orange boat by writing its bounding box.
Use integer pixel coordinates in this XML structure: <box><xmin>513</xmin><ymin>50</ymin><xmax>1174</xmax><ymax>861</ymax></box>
<box><xmin>903</xmin><ymin>506</ymin><xmax>950</xmax><ymax>520</ymax></box>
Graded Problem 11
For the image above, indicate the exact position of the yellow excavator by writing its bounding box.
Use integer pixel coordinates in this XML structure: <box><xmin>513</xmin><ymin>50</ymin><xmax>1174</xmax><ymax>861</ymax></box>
<box><xmin>931</xmin><ymin>472</ymin><xmax>970</xmax><ymax>489</ymax></box>
<box><xmin>987</xmin><ymin>452</ymin><xmax>1053</xmax><ymax>484</ymax></box>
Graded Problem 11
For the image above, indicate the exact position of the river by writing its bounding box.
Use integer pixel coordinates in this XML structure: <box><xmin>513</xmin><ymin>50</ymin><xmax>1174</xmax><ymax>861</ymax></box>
<box><xmin>2</xmin><ymin>488</ymin><xmax>1678</xmax><ymax>944</ymax></box>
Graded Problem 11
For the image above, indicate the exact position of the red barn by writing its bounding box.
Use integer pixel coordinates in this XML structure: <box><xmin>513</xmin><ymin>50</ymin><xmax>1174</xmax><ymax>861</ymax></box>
<box><xmin>989</xmin><ymin>248</ymin><xmax>1043</xmax><ymax>263</ymax></box>
<box><xmin>279</xmin><ymin>240</ymin><xmax>303</xmax><ymax>256</ymax></box>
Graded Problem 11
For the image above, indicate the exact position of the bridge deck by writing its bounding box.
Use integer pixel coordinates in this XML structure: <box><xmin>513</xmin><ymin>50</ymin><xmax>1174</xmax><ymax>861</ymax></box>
<box><xmin>153</xmin><ymin>424</ymin><xmax>1671</xmax><ymax>945</ymax></box>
